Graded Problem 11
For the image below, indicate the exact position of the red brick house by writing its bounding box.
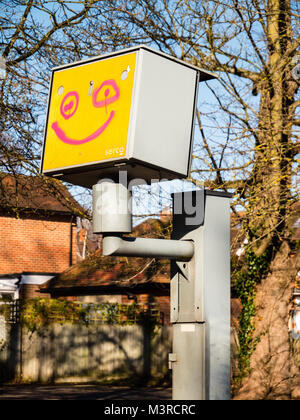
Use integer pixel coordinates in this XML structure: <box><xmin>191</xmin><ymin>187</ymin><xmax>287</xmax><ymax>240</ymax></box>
<box><xmin>0</xmin><ymin>172</ymin><xmax>85</xmax><ymax>299</ymax></box>
<box><xmin>41</xmin><ymin>217</ymin><xmax>171</xmax><ymax>324</ymax></box>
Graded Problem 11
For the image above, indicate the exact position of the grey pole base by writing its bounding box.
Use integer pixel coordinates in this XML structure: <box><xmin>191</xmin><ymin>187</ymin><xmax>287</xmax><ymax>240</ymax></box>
<box><xmin>171</xmin><ymin>323</ymin><xmax>205</xmax><ymax>400</ymax></box>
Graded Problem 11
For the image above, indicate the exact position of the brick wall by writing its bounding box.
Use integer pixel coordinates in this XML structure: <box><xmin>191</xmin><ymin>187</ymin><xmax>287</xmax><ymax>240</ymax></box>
<box><xmin>19</xmin><ymin>284</ymin><xmax>50</xmax><ymax>300</ymax></box>
<box><xmin>0</xmin><ymin>213</ymin><xmax>77</xmax><ymax>275</ymax></box>
<box><xmin>155</xmin><ymin>295</ymin><xmax>170</xmax><ymax>325</ymax></box>
<box><xmin>122</xmin><ymin>293</ymin><xmax>170</xmax><ymax>325</ymax></box>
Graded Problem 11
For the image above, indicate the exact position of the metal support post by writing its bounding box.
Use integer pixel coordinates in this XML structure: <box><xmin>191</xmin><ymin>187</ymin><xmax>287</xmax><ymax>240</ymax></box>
<box><xmin>93</xmin><ymin>181</ymin><xmax>132</xmax><ymax>234</ymax></box>
<box><xmin>170</xmin><ymin>190</ymin><xmax>231</xmax><ymax>400</ymax></box>
<box><xmin>93</xmin><ymin>180</ymin><xmax>195</xmax><ymax>262</ymax></box>
<box><xmin>92</xmin><ymin>182</ymin><xmax>231</xmax><ymax>400</ymax></box>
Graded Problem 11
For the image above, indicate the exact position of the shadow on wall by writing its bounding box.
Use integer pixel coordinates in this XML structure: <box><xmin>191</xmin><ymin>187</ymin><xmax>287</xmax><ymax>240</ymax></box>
<box><xmin>0</xmin><ymin>319</ymin><xmax>21</xmax><ymax>383</ymax></box>
<box><xmin>1</xmin><ymin>322</ymin><xmax>172</xmax><ymax>385</ymax></box>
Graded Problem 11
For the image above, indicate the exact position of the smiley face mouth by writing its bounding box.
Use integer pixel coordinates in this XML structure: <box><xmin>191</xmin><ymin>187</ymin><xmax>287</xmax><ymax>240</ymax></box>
<box><xmin>51</xmin><ymin>110</ymin><xmax>115</xmax><ymax>145</ymax></box>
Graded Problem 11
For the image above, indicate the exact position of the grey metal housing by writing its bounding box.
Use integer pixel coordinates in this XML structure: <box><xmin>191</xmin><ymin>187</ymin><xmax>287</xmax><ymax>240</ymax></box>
<box><xmin>170</xmin><ymin>190</ymin><xmax>231</xmax><ymax>400</ymax></box>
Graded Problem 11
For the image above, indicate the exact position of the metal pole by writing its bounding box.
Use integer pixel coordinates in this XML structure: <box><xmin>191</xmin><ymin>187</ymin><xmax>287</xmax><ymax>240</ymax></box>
<box><xmin>93</xmin><ymin>181</ymin><xmax>132</xmax><ymax>234</ymax></box>
<box><xmin>103</xmin><ymin>235</ymin><xmax>194</xmax><ymax>261</ymax></box>
<box><xmin>92</xmin><ymin>182</ymin><xmax>231</xmax><ymax>400</ymax></box>
<box><xmin>170</xmin><ymin>190</ymin><xmax>231</xmax><ymax>400</ymax></box>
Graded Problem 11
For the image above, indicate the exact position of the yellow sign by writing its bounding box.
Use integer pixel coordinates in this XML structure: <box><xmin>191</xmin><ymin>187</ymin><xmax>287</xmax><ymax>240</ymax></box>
<box><xmin>42</xmin><ymin>52</ymin><xmax>137</xmax><ymax>172</ymax></box>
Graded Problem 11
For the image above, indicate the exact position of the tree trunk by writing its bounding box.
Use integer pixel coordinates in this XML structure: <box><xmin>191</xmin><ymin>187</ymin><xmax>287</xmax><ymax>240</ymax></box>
<box><xmin>246</xmin><ymin>0</ymin><xmax>298</xmax><ymax>257</ymax></box>
<box><xmin>235</xmin><ymin>0</ymin><xmax>300</xmax><ymax>398</ymax></box>
<box><xmin>234</xmin><ymin>242</ymin><xmax>300</xmax><ymax>400</ymax></box>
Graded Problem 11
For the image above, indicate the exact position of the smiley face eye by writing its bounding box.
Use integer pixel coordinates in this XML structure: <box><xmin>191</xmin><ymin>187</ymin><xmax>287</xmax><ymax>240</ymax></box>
<box><xmin>60</xmin><ymin>91</ymin><xmax>79</xmax><ymax>120</ymax></box>
<box><xmin>92</xmin><ymin>79</ymin><xmax>120</xmax><ymax>108</ymax></box>
<box><xmin>64</xmin><ymin>101</ymin><xmax>74</xmax><ymax>113</ymax></box>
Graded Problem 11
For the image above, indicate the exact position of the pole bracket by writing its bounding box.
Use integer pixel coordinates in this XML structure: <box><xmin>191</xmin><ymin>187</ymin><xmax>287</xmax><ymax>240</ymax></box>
<box><xmin>102</xmin><ymin>236</ymin><xmax>194</xmax><ymax>262</ymax></box>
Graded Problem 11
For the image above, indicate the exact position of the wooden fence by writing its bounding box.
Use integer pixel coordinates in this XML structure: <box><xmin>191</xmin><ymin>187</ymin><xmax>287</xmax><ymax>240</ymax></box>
<box><xmin>0</xmin><ymin>320</ymin><xmax>172</xmax><ymax>384</ymax></box>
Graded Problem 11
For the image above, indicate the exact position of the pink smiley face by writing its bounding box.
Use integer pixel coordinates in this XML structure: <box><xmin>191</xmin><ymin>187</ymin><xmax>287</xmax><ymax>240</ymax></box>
<box><xmin>51</xmin><ymin>79</ymin><xmax>120</xmax><ymax>145</ymax></box>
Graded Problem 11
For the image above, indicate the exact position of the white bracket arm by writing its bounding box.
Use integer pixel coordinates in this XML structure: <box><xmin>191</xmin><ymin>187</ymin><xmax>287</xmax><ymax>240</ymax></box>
<box><xmin>102</xmin><ymin>236</ymin><xmax>194</xmax><ymax>262</ymax></box>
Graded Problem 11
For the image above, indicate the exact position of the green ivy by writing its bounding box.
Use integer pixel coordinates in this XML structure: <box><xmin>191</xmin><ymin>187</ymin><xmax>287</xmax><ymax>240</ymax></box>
<box><xmin>232</xmin><ymin>248</ymin><xmax>271</xmax><ymax>380</ymax></box>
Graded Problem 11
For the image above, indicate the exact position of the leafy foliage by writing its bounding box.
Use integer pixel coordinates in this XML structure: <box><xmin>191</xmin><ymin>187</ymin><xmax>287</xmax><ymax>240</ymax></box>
<box><xmin>17</xmin><ymin>298</ymin><xmax>161</xmax><ymax>336</ymax></box>
<box><xmin>232</xmin><ymin>248</ymin><xmax>272</xmax><ymax>379</ymax></box>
